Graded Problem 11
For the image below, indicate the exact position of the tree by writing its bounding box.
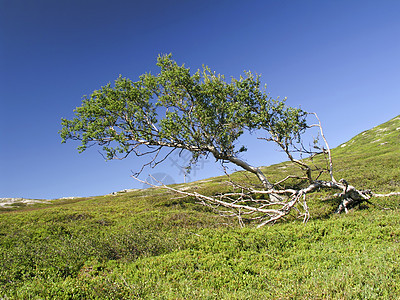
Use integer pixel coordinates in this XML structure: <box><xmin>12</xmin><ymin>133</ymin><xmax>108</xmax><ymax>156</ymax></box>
<box><xmin>60</xmin><ymin>54</ymin><xmax>399</xmax><ymax>227</ymax></box>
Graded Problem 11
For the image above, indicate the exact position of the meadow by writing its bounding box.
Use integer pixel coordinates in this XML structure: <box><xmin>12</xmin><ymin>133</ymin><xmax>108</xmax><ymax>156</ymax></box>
<box><xmin>1</xmin><ymin>116</ymin><xmax>399</xmax><ymax>299</ymax></box>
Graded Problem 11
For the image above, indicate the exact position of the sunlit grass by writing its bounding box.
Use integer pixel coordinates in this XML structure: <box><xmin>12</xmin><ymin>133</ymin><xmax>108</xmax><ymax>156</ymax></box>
<box><xmin>1</xmin><ymin>115</ymin><xmax>399</xmax><ymax>299</ymax></box>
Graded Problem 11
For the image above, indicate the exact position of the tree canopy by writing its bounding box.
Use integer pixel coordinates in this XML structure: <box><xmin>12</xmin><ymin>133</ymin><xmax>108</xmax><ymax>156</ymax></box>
<box><xmin>60</xmin><ymin>54</ymin><xmax>307</xmax><ymax>188</ymax></box>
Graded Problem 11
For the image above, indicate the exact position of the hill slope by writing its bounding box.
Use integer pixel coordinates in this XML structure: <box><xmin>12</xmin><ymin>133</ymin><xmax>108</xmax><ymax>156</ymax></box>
<box><xmin>1</xmin><ymin>115</ymin><xmax>399</xmax><ymax>299</ymax></box>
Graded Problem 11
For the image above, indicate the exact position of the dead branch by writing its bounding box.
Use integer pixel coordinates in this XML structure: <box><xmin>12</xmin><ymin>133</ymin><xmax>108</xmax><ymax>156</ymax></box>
<box><xmin>372</xmin><ymin>192</ymin><xmax>400</xmax><ymax>197</ymax></box>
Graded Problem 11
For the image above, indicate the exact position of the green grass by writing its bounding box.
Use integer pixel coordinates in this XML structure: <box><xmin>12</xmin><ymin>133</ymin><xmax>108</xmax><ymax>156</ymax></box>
<box><xmin>1</xmin><ymin>115</ymin><xmax>399</xmax><ymax>299</ymax></box>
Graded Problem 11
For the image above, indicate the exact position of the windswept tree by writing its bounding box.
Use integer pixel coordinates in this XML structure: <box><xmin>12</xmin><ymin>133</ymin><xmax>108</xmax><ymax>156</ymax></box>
<box><xmin>60</xmin><ymin>54</ymin><xmax>399</xmax><ymax>227</ymax></box>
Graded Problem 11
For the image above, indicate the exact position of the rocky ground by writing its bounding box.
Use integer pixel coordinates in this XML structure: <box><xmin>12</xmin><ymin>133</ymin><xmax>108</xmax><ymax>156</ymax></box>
<box><xmin>0</xmin><ymin>197</ymin><xmax>52</xmax><ymax>208</ymax></box>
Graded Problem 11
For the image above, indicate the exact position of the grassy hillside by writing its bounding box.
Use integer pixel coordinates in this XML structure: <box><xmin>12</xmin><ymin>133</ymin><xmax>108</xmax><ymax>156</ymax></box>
<box><xmin>1</xmin><ymin>116</ymin><xmax>399</xmax><ymax>299</ymax></box>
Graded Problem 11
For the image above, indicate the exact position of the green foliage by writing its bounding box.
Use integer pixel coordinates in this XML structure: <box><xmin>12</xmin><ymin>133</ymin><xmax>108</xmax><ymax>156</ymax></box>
<box><xmin>2</xmin><ymin>206</ymin><xmax>400</xmax><ymax>299</ymax></box>
<box><xmin>60</xmin><ymin>54</ymin><xmax>307</xmax><ymax>168</ymax></box>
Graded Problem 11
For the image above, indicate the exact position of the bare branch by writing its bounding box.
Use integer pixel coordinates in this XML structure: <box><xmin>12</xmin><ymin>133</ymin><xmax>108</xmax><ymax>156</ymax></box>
<box><xmin>371</xmin><ymin>192</ymin><xmax>400</xmax><ymax>197</ymax></box>
<box><xmin>308</xmin><ymin>113</ymin><xmax>335</xmax><ymax>182</ymax></box>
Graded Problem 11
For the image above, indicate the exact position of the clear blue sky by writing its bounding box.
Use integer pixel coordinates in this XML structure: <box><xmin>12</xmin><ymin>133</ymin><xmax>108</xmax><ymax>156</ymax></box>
<box><xmin>1</xmin><ymin>0</ymin><xmax>399</xmax><ymax>199</ymax></box>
